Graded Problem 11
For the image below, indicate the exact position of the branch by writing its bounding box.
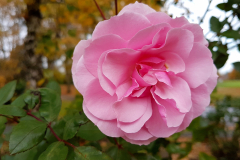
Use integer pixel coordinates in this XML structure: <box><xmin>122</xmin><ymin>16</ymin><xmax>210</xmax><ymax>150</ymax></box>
<box><xmin>115</xmin><ymin>0</ymin><xmax>118</xmax><ymax>15</ymax></box>
<box><xmin>93</xmin><ymin>0</ymin><xmax>106</xmax><ymax>20</ymax></box>
<box><xmin>114</xmin><ymin>138</ymin><xmax>122</xmax><ymax>149</ymax></box>
<box><xmin>199</xmin><ymin>0</ymin><xmax>212</xmax><ymax>25</ymax></box>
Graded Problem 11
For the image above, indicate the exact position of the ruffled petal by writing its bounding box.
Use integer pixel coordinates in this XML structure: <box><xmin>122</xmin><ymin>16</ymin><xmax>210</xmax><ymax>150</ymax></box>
<box><xmin>84</xmin><ymin>35</ymin><xmax>127</xmax><ymax>77</ymax></box>
<box><xmin>92</xmin><ymin>12</ymin><xmax>151</xmax><ymax>40</ymax></box>
<box><xmin>123</xmin><ymin>136</ymin><xmax>157</xmax><ymax>146</ymax></box>
<box><xmin>116</xmin><ymin>78</ymin><xmax>139</xmax><ymax>101</ymax></box>
<box><xmin>178</xmin><ymin>43</ymin><xmax>213</xmax><ymax>88</ymax></box>
<box><xmin>84</xmin><ymin>79</ymin><xmax>117</xmax><ymax>120</ymax></box>
<box><xmin>118</xmin><ymin>1</ymin><xmax>156</xmax><ymax>16</ymax></box>
<box><xmin>72</xmin><ymin>57</ymin><xmax>96</xmax><ymax>96</ymax></box>
<box><xmin>124</xmin><ymin>127</ymin><xmax>153</xmax><ymax>140</ymax></box>
<box><xmin>113</xmin><ymin>96</ymin><xmax>151</xmax><ymax>123</ymax></box>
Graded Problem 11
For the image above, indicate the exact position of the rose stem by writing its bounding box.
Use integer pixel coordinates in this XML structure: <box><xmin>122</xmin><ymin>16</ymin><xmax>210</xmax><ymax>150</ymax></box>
<box><xmin>27</xmin><ymin>111</ymin><xmax>76</xmax><ymax>149</ymax></box>
<box><xmin>115</xmin><ymin>0</ymin><xmax>118</xmax><ymax>15</ymax></box>
<box><xmin>93</xmin><ymin>0</ymin><xmax>106</xmax><ymax>20</ymax></box>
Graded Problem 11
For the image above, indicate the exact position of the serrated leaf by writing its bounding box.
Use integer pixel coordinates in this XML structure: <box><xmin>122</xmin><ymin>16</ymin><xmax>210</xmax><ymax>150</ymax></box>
<box><xmin>210</xmin><ymin>16</ymin><xmax>223</xmax><ymax>33</ymax></box>
<box><xmin>0</xmin><ymin>116</ymin><xmax>7</xmax><ymax>135</ymax></box>
<box><xmin>63</xmin><ymin>114</ymin><xmax>88</xmax><ymax>140</ymax></box>
<box><xmin>24</xmin><ymin>94</ymin><xmax>39</xmax><ymax>109</ymax></box>
<box><xmin>45</xmin><ymin>80</ymin><xmax>61</xmax><ymax>95</ymax></box>
<box><xmin>221</xmin><ymin>30</ymin><xmax>240</xmax><ymax>40</ymax></box>
<box><xmin>14</xmin><ymin>147</ymin><xmax>38</xmax><ymax>160</ymax></box>
<box><xmin>39</xmin><ymin>88</ymin><xmax>61</xmax><ymax>122</ymax></box>
<box><xmin>68</xmin><ymin>146</ymin><xmax>113</xmax><ymax>160</ymax></box>
<box><xmin>0</xmin><ymin>105</ymin><xmax>26</xmax><ymax>117</ymax></box>
<box><xmin>38</xmin><ymin>141</ymin><xmax>68</xmax><ymax>160</ymax></box>
<box><xmin>107</xmin><ymin>146</ymin><xmax>131</xmax><ymax>160</ymax></box>
<box><xmin>233</xmin><ymin>62</ymin><xmax>240</xmax><ymax>72</ymax></box>
<box><xmin>77</xmin><ymin>122</ymin><xmax>105</xmax><ymax>141</ymax></box>
<box><xmin>0</xmin><ymin>80</ymin><xmax>17</xmax><ymax>105</ymax></box>
<box><xmin>9</xmin><ymin>120</ymin><xmax>47</xmax><ymax>154</ymax></box>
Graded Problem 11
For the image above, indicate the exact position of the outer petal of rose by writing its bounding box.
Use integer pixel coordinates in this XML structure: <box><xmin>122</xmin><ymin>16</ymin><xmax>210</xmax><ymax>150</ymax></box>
<box><xmin>72</xmin><ymin>40</ymin><xmax>91</xmax><ymax>75</ymax></box>
<box><xmin>84</xmin><ymin>79</ymin><xmax>117</xmax><ymax>120</ymax></box>
<box><xmin>113</xmin><ymin>96</ymin><xmax>151</xmax><ymax>123</ymax></box>
<box><xmin>124</xmin><ymin>127</ymin><xmax>153</xmax><ymax>140</ymax></box>
<box><xmin>127</xmin><ymin>23</ymin><xmax>171</xmax><ymax>50</ymax></box>
<box><xmin>154</xmin><ymin>74</ymin><xmax>192</xmax><ymax>113</ymax></box>
<box><xmin>149</xmin><ymin>28</ymin><xmax>194</xmax><ymax>60</ymax></box>
<box><xmin>116</xmin><ymin>78</ymin><xmax>139</xmax><ymax>101</ymax></box>
<box><xmin>98</xmin><ymin>51</ymin><xmax>116</xmax><ymax>95</ymax></box>
<box><xmin>83</xmin><ymin>104</ymin><xmax>124</xmax><ymax>137</ymax></box>
<box><xmin>118</xmin><ymin>103</ymin><xmax>152</xmax><ymax>133</ymax></box>
<box><xmin>118</xmin><ymin>2</ymin><xmax>156</xmax><ymax>16</ymax></box>
<box><xmin>145</xmin><ymin>100</ymin><xmax>179</xmax><ymax>137</ymax></box>
<box><xmin>92</xmin><ymin>12</ymin><xmax>151</xmax><ymax>40</ymax></box>
<box><xmin>84</xmin><ymin>34</ymin><xmax>127</xmax><ymax>77</ymax></box>
<box><xmin>123</xmin><ymin>136</ymin><xmax>157</xmax><ymax>146</ymax></box>
<box><xmin>146</xmin><ymin>12</ymin><xmax>189</xmax><ymax>27</ymax></box>
<box><xmin>205</xmin><ymin>65</ymin><xmax>218</xmax><ymax>93</ymax></box>
<box><xmin>182</xmin><ymin>24</ymin><xmax>208</xmax><ymax>46</ymax></box>
<box><xmin>178</xmin><ymin>43</ymin><xmax>213</xmax><ymax>88</ymax></box>
<box><xmin>102</xmin><ymin>48</ymin><xmax>141</xmax><ymax>87</ymax></box>
<box><xmin>176</xmin><ymin>107</ymin><xmax>193</xmax><ymax>132</ymax></box>
<box><xmin>72</xmin><ymin>57</ymin><xmax>96</xmax><ymax>96</ymax></box>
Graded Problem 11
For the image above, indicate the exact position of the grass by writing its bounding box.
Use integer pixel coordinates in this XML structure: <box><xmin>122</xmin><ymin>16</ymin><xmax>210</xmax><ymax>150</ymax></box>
<box><xmin>217</xmin><ymin>80</ymin><xmax>240</xmax><ymax>88</ymax></box>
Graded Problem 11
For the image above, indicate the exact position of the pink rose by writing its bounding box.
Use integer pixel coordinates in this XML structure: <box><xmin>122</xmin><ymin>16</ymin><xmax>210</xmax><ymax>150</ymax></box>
<box><xmin>72</xmin><ymin>2</ymin><xmax>218</xmax><ymax>145</ymax></box>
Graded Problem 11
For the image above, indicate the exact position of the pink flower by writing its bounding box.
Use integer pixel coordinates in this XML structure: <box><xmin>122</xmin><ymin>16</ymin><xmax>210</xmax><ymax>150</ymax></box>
<box><xmin>72</xmin><ymin>2</ymin><xmax>218</xmax><ymax>145</ymax></box>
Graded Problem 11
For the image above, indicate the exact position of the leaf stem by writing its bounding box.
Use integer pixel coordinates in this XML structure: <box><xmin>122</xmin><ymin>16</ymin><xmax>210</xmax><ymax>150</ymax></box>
<box><xmin>114</xmin><ymin>138</ymin><xmax>122</xmax><ymax>149</ymax></box>
<box><xmin>199</xmin><ymin>0</ymin><xmax>212</xmax><ymax>25</ymax></box>
<box><xmin>115</xmin><ymin>0</ymin><xmax>118</xmax><ymax>15</ymax></box>
<box><xmin>93</xmin><ymin>0</ymin><xmax>106</xmax><ymax>20</ymax></box>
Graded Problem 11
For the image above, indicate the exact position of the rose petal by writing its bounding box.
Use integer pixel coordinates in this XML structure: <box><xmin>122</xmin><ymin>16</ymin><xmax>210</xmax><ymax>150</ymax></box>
<box><xmin>84</xmin><ymin>79</ymin><xmax>117</xmax><ymax>120</ymax></box>
<box><xmin>118</xmin><ymin>1</ymin><xmax>156</xmax><ymax>16</ymax></box>
<box><xmin>72</xmin><ymin>57</ymin><xmax>96</xmax><ymax>96</ymax></box>
<box><xmin>92</xmin><ymin>12</ymin><xmax>151</xmax><ymax>40</ymax></box>
<box><xmin>154</xmin><ymin>74</ymin><xmax>192</xmax><ymax>113</ymax></box>
<box><xmin>178</xmin><ymin>43</ymin><xmax>213</xmax><ymax>88</ymax></box>
<box><xmin>102</xmin><ymin>48</ymin><xmax>141</xmax><ymax>87</ymax></box>
<box><xmin>124</xmin><ymin>127</ymin><xmax>153</xmax><ymax>140</ymax></box>
<box><xmin>113</xmin><ymin>96</ymin><xmax>151</xmax><ymax>123</ymax></box>
<box><xmin>118</xmin><ymin>103</ymin><xmax>152</xmax><ymax>133</ymax></box>
<box><xmin>84</xmin><ymin>34</ymin><xmax>127</xmax><ymax>77</ymax></box>
<box><xmin>155</xmin><ymin>71</ymin><xmax>172</xmax><ymax>86</ymax></box>
<box><xmin>116</xmin><ymin>78</ymin><xmax>139</xmax><ymax>101</ymax></box>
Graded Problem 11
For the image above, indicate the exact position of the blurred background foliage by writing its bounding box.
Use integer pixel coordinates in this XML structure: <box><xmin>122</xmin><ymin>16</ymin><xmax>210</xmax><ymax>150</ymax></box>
<box><xmin>0</xmin><ymin>0</ymin><xmax>240</xmax><ymax>159</ymax></box>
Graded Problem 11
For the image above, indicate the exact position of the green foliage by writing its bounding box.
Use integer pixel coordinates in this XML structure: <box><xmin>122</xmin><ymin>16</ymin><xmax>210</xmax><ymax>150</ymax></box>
<box><xmin>39</xmin><ymin>88</ymin><xmax>61</xmax><ymax>122</ymax></box>
<box><xmin>38</xmin><ymin>142</ymin><xmax>68</xmax><ymax>160</ymax></box>
<box><xmin>77</xmin><ymin>122</ymin><xmax>105</xmax><ymax>141</ymax></box>
<box><xmin>107</xmin><ymin>146</ymin><xmax>131</xmax><ymax>160</ymax></box>
<box><xmin>24</xmin><ymin>93</ymin><xmax>39</xmax><ymax>109</ymax></box>
<box><xmin>0</xmin><ymin>105</ymin><xmax>26</xmax><ymax>117</ymax></box>
<box><xmin>199</xmin><ymin>152</ymin><xmax>216</xmax><ymax>160</ymax></box>
<box><xmin>9</xmin><ymin>120</ymin><xmax>47</xmax><ymax>154</ymax></box>
<box><xmin>233</xmin><ymin>62</ymin><xmax>240</xmax><ymax>72</ymax></box>
<box><xmin>45</xmin><ymin>80</ymin><xmax>61</xmax><ymax>94</ymax></box>
<box><xmin>0</xmin><ymin>80</ymin><xmax>16</xmax><ymax>105</ymax></box>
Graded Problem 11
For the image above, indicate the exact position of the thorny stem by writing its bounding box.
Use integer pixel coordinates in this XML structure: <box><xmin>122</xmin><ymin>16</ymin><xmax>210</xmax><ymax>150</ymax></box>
<box><xmin>115</xmin><ymin>0</ymin><xmax>118</xmax><ymax>15</ymax></box>
<box><xmin>93</xmin><ymin>0</ymin><xmax>106</xmax><ymax>20</ymax></box>
<box><xmin>27</xmin><ymin>111</ymin><xmax>76</xmax><ymax>149</ymax></box>
<box><xmin>199</xmin><ymin>0</ymin><xmax>212</xmax><ymax>25</ymax></box>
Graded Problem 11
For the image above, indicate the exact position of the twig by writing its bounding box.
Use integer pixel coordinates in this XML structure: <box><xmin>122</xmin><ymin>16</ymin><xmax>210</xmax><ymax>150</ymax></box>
<box><xmin>115</xmin><ymin>0</ymin><xmax>118</xmax><ymax>15</ymax></box>
<box><xmin>93</xmin><ymin>0</ymin><xmax>106</xmax><ymax>20</ymax></box>
<box><xmin>27</xmin><ymin>111</ymin><xmax>76</xmax><ymax>149</ymax></box>
<box><xmin>199</xmin><ymin>0</ymin><xmax>212</xmax><ymax>25</ymax></box>
<box><xmin>114</xmin><ymin>138</ymin><xmax>122</xmax><ymax>149</ymax></box>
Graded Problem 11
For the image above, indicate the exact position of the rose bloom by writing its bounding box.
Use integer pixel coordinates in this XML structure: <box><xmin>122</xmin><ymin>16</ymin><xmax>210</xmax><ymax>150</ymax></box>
<box><xmin>72</xmin><ymin>2</ymin><xmax>218</xmax><ymax>145</ymax></box>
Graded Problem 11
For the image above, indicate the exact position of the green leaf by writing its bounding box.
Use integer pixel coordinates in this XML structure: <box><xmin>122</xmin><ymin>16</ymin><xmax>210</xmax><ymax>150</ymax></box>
<box><xmin>121</xmin><ymin>139</ymin><xmax>145</xmax><ymax>153</ymax></box>
<box><xmin>2</xmin><ymin>155</ymin><xmax>15</xmax><ymax>160</ymax></box>
<box><xmin>217</xmin><ymin>3</ymin><xmax>233</xmax><ymax>11</ymax></box>
<box><xmin>38</xmin><ymin>141</ymin><xmax>68</xmax><ymax>160</ymax></box>
<box><xmin>221</xmin><ymin>30</ymin><xmax>240</xmax><ymax>40</ymax></box>
<box><xmin>11</xmin><ymin>91</ymin><xmax>30</xmax><ymax>108</ymax></box>
<box><xmin>107</xmin><ymin>146</ymin><xmax>131</xmax><ymax>160</ymax></box>
<box><xmin>14</xmin><ymin>147</ymin><xmax>38</xmax><ymax>160</ymax></box>
<box><xmin>0</xmin><ymin>137</ymin><xmax>4</xmax><ymax>148</ymax></box>
<box><xmin>68</xmin><ymin>146</ymin><xmax>113</xmax><ymax>160</ymax></box>
<box><xmin>0</xmin><ymin>80</ymin><xmax>17</xmax><ymax>105</ymax></box>
<box><xmin>45</xmin><ymin>80</ymin><xmax>61</xmax><ymax>95</ymax></box>
<box><xmin>133</xmin><ymin>153</ymin><xmax>159</xmax><ymax>160</ymax></box>
<box><xmin>77</xmin><ymin>122</ymin><xmax>105</xmax><ymax>141</ymax></box>
<box><xmin>214</xmin><ymin>52</ymin><xmax>229</xmax><ymax>69</ymax></box>
<box><xmin>45</xmin><ymin>119</ymin><xmax>66</xmax><ymax>143</ymax></box>
<box><xmin>0</xmin><ymin>105</ymin><xmax>26</xmax><ymax>117</ymax></box>
<box><xmin>39</xmin><ymin>88</ymin><xmax>61</xmax><ymax>122</ymax></box>
<box><xmin>24</xmin><ymin>94</ymin><xmax>39</xmax><ymax>109</ymax></box>
<box><xmin>66</xmin><ymin>48</ymin><xmax>74</xmax><ymax>58</ymax></box>
<box><xmin>199</xmin><ymin>152</ymin><xmax>216</xmax><ymax>160</ymax></box>
<box><xmin>210</xmin><ymin>16</ymin><xmax>223</xmax><ymax>33</ymax></box>
<box><xmin>166</xmin><ymin>143</ymin><xmax>192</xmax><ymax>158</ymax></box>
<box><xmin>9</xmin><ymin>120</ymin><xmax>47</xmax><ymax>154</ymax></box>
<box><xmin>0</xmin><ymin>116</ymin><xmax>7</xmax><ymax>135</ymax></box>
<box><xmin>233</xmin><ymin>62</ymin><xmax>240</xmax><ymax>72</ymax></box>
<box><xmin>63</xmin><ymin>114</ymin><xmax>88</xmax><ymax>140</ymax></box>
